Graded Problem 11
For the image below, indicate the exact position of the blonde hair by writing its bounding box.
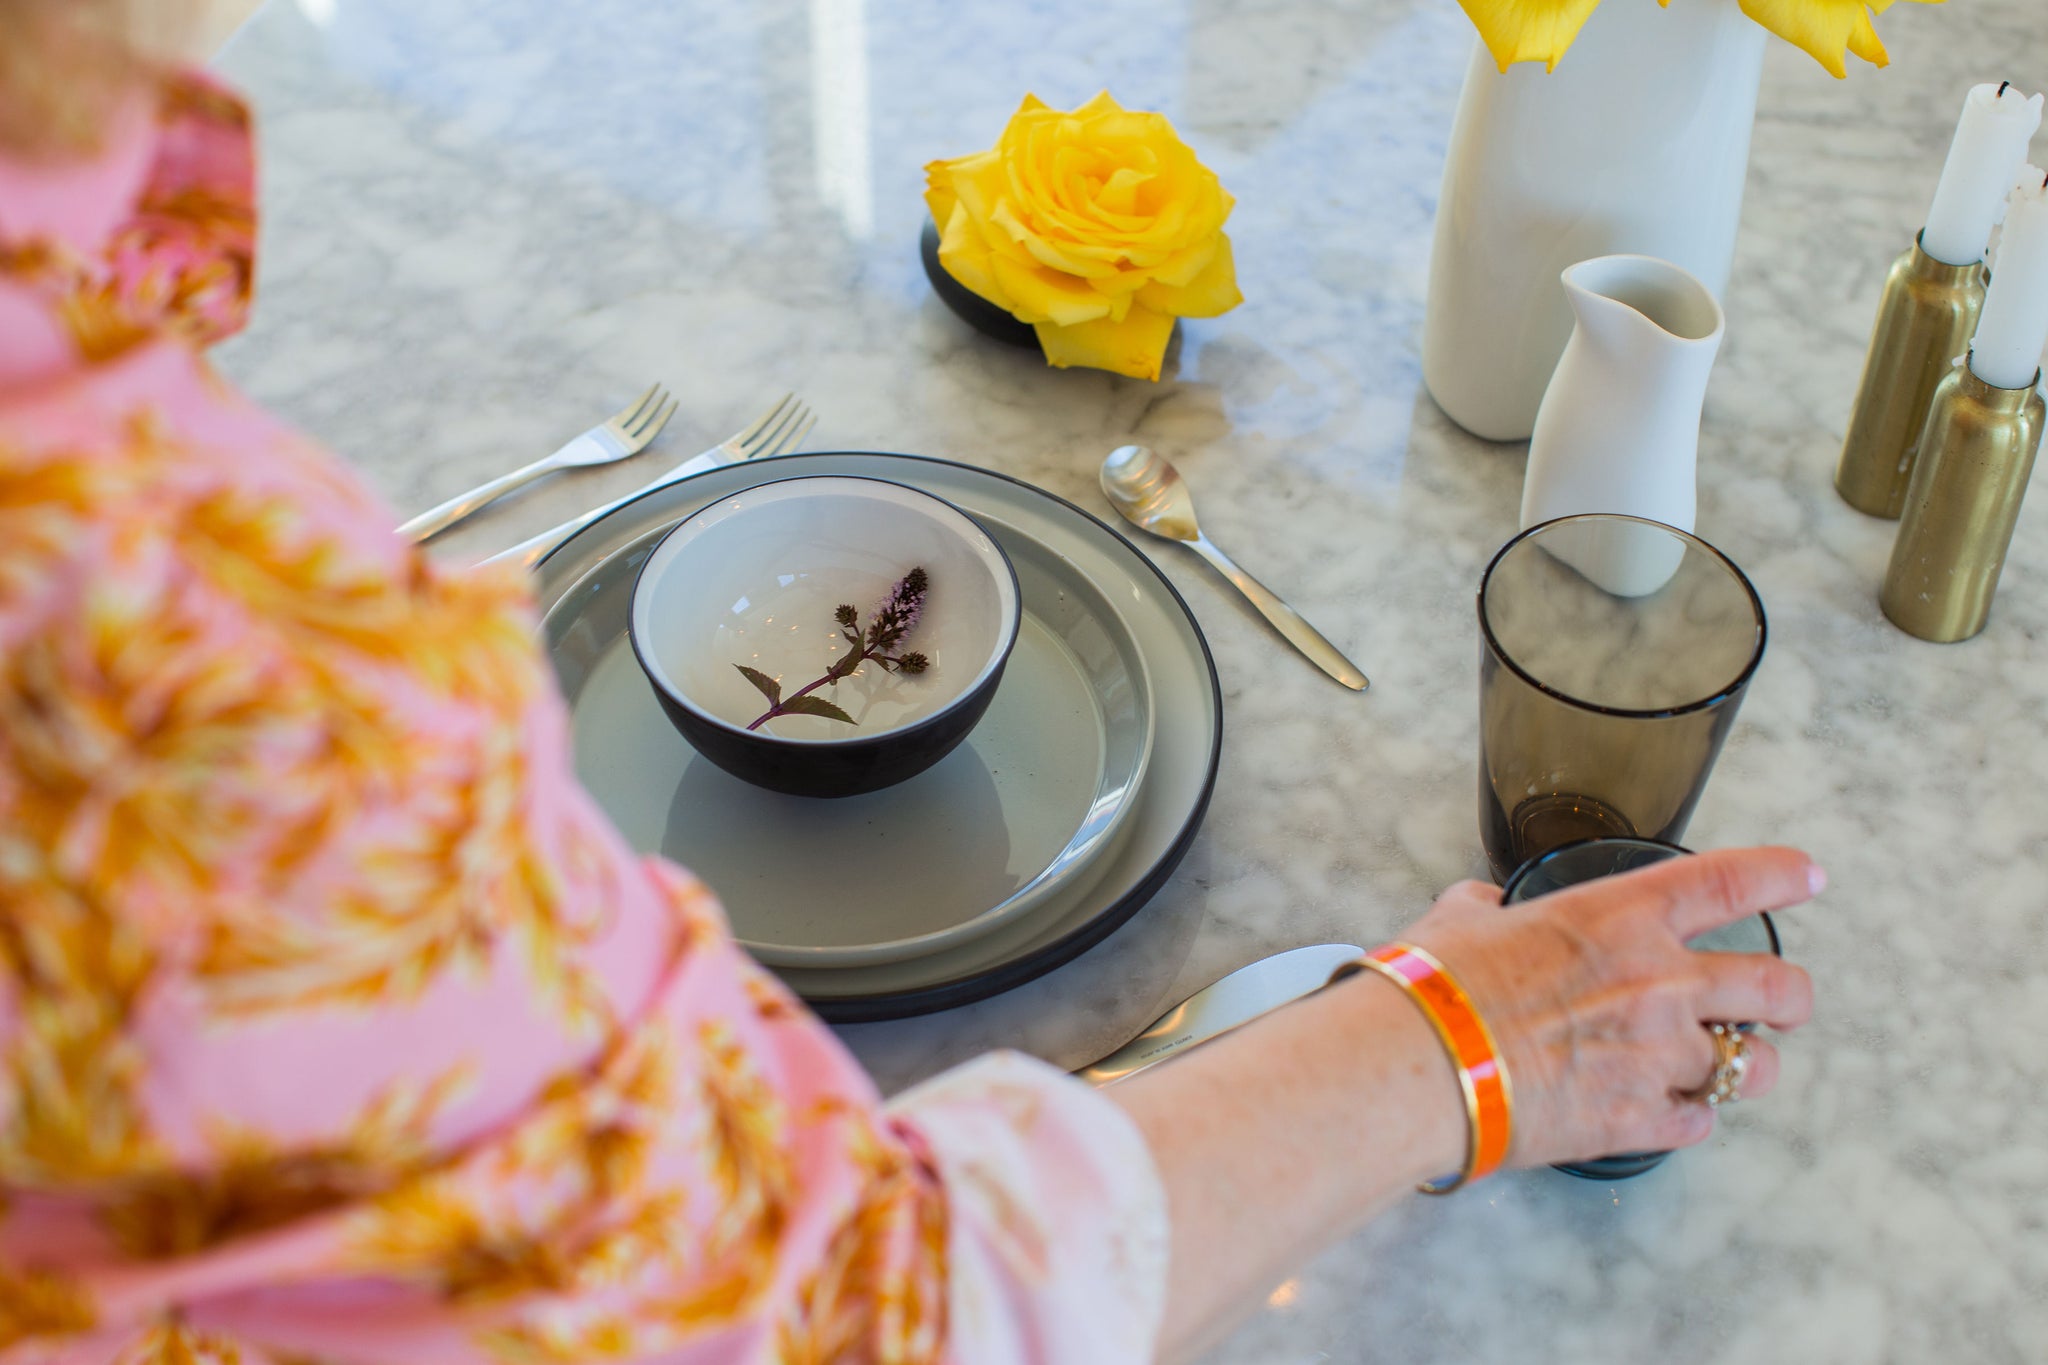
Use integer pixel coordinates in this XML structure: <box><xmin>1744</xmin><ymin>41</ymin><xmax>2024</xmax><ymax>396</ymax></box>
<box><xmin>0</xmin><ymin>0</ymin><xmax>194</xmax><ymax>159</ymax></box>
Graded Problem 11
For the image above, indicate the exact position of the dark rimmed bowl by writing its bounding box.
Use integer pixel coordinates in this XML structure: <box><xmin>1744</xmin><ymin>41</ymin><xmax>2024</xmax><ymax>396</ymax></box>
<box><xmin>629</xmin><ymin>475</ymin><xmax>1021</xmax><ymax>798</ymax></box>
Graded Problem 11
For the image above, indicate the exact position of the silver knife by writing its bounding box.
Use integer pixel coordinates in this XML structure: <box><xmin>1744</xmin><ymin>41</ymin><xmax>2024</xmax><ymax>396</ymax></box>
<box><xmin>1073</xmin><ymin>943</ymin><xmax>1364</xmax><ymax>1087</ymax></box>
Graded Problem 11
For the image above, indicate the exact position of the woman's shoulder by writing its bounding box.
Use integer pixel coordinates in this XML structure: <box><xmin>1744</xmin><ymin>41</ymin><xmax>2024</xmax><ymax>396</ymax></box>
<box><xmin>0</xmin><ymin>342</ymin><xmax>551</xmax><ymax>758</ymax></box>
<box><xmin>0</xmin><ymin>340</ymin><xmax>416</xmax><ymax>590</ymax></box>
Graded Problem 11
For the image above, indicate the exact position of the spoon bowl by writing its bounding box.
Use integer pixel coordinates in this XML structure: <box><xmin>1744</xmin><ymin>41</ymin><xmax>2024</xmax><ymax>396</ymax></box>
<box><xmin>1097</xmin><ymin>445</ymin><xmax>1369</xmax><ymax>692</ymax></box>
<box><xmin>1100</xmin><ymin>443</ymin><xmax>1202</xmax><ymax>542</ymax></box>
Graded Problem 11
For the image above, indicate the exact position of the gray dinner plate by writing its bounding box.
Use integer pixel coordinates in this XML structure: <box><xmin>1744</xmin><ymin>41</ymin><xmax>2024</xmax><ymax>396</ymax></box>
<box><xmin>536</xmin><ymin>453</ymin><xmax>1222</xmax><ymax>1022</ymax></box>
<box><xmin>557</xmin><ymin>511</ymin><xmax>1154</xmax><ymax>969</ymax></box>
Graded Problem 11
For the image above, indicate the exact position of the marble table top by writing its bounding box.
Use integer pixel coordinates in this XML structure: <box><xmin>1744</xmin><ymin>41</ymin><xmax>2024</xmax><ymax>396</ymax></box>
<box><xmin>213</xmin><ymin>1</ymin><xmax>2047</xmax><ymax>1360</ymax></box>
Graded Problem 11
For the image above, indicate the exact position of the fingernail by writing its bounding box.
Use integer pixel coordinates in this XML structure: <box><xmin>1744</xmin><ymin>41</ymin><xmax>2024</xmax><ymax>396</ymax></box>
<box><xmin>1807</xmin><ymin>863</ymin><xmax>1828</xmax><ymax>896</ymax></box>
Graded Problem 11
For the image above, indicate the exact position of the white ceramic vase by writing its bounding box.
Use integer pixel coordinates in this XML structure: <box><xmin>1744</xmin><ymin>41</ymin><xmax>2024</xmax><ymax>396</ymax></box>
<box><xmin>1421</xmin><ymin>0</ymin><xmax>1766</xmax><ymax>442</ymax></box>
<box><xmin>1521</xmin><ymin>254</ymin><xmax>1725</xmax><ymax>596</ymax></box>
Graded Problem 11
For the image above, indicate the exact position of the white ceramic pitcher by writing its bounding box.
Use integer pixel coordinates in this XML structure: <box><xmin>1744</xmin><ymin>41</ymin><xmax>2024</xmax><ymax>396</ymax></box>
<box><xmin>1521</xmin><ymin>254</ymin><xmax>1726</xmax><ymax>597</ymax></box>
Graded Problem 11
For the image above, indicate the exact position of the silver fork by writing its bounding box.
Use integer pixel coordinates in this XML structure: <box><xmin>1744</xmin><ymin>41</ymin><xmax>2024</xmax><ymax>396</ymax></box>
<box><xmin>398</xmin><ymin>383</ymin><xmax>679</xmax><ymax>543</ymax></box>
<box><xmin>482</xmin><ymin>393</ymin><xmax>816</xmax><ymax>571</ymax></box>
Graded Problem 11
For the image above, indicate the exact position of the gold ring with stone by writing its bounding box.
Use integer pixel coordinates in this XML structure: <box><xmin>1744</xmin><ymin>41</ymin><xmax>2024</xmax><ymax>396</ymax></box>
<box><xmin>1683</xmin><ymin>1022</ymin><xmax>1752</xmax><ymax>1109</ymax></box>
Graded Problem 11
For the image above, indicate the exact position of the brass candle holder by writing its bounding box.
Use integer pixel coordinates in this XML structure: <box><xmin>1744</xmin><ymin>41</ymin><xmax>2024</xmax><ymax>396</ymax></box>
<box><xmin>1880</xmin><ymin>358</ymin><xmax>2045</xmax><ymax>642</ymax></box>
<box><xmin>1836</xmin><ymin>234</ymin><xmax>1989</xmax><ymax>519</ymax></box>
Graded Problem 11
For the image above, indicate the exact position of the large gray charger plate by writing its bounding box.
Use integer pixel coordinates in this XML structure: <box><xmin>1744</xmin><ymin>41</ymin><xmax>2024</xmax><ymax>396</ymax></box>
<box><xmin>537</xmin><ymin>452</ymin><xmax>1222</xmax><ymax>1022</ymax></box>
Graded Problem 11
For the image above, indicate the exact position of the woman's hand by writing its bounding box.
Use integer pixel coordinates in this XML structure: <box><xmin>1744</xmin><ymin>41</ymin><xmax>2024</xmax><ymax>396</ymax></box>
<box><xmin>1401</xmin><ymin>846</ymin><xmax>1819</xmax><ymax>1169</ymax></box>
<box><xmin>1118</xmin><ymin>845</ymin><xmax>1819</xmax><ymax>1361</ymax></box>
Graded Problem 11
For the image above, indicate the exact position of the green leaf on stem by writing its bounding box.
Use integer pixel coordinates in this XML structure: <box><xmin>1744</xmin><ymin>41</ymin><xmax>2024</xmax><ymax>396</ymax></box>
<box><xmin>735</xmin><ymin>665</ymin><xmax>781</xmax><ymax>705</ymax></box>
<box><xmin>779</xmin><ymin>696</ymin><xmax>857</xmax><ymax>724</ymax></box>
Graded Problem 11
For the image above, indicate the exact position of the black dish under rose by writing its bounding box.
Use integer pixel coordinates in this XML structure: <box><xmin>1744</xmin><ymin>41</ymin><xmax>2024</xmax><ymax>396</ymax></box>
<box><xmin>920</xmin><ymin>217</ymin><xmax>1041</xmax><ymax>348</ymax></box>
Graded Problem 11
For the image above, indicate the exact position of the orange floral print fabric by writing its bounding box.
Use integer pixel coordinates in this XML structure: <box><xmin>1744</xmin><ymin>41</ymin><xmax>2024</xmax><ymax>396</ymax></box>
<box><xmin>0</xmin><ymin>70</ymin><xmax>1166</xmax><ymax>1365</ymax></box>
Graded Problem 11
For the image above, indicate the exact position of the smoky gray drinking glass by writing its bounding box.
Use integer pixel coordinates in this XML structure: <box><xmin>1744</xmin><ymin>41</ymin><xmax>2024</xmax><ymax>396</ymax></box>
<box><xmin>1477</xmin><ymin>515</ymin><xmax>1767</xmax><ymax>881</ymax></box>
<box><xmin>1501</xmin><ymin>836</ymin><xmax>1783</xmax><ymax>1181</ymax></box>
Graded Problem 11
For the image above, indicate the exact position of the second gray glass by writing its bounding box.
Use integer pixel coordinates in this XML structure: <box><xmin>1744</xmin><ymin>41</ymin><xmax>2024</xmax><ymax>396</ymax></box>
<box><xmin>1502</xmin><ymin>837</ymin><xmax>1783</xmax><ymax>1181</ymax></box>
<box><xmin>1477</xmin><ymin>515</ymin><xmax>1766</xmax><ymax>881</ymax></box>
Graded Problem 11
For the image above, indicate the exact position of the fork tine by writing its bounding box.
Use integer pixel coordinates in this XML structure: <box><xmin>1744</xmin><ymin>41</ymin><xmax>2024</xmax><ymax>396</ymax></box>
<box><xmin>765</xmin><ymin>410</ymin><xmax>816</xmax><ymax>458</ymax></box>
<box><xmin>733</xmin><ymin>393</ymin><xmax>793</xmax><ymax>447</ymax></box>
<box><xmin>629</xmin><ymin>396</ymin><xmax>678</xmax><ymax>450</ymax></box>
<box><xmin>745</xmin><ymin>401</ymin><xmax>804</xmax><ymax>457</ymax></box>
<box><xmin>611</xmin><ymin>383</ymin><xmax>661</xmax><ymax>431</ymax></box>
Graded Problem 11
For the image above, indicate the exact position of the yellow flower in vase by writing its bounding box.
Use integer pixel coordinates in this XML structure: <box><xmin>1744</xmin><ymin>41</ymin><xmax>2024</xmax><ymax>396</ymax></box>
<box><xmin>1458</xmin><ymin>0</ymin><xmax>1605</xmax><ymax>71</ymax></box>
<box><xmin>1457</xmin><ymin>0</ymin><xmax>1943</xmax><ymax>78</ymax></box>
<box><xmin>923</xmin><ymin>92</ymin><xmax>1243</xmax><ymax>382</ymax></box>
<box><xmin>1733</xmin><ymin>0</ymin><xmax>1937</xmax><ymax>78</ymax></box>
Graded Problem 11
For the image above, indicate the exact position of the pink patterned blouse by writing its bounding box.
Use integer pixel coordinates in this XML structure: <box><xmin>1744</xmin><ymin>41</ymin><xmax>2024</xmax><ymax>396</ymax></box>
<box><xmin>0</xmin><ymin>71</ymin><xmax>1166</xmax><ymax>1365</ymax></box>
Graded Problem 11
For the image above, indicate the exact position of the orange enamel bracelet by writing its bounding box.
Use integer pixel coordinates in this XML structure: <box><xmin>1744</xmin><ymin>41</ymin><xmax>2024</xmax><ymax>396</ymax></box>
<box><xmin>1329</xmin><ymin>943</ymin><xmax>1513</xmax><ymax>1194</ymax></box>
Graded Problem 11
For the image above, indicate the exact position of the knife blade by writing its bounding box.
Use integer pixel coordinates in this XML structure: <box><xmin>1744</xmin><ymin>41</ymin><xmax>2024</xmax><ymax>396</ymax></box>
<box><xmin>1073</xmin><ymin>943</ymin><xmax>1364</xmax><ymax>1087</ymax></box>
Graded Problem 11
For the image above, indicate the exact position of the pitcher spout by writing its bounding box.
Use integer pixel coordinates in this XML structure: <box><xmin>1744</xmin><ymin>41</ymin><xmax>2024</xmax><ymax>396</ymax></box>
<box><xmin>1561</xmin><ymin>254</ymin><xmax>1726</xmax><ymax>357</ymax></box>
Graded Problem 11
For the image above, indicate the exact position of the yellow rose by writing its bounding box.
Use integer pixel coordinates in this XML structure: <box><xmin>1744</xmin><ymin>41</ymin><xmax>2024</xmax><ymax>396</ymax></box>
<box><xmin>924</xmin><ymin>92</ymin><xmax>1244</xmax><ymax>381</ymax></box>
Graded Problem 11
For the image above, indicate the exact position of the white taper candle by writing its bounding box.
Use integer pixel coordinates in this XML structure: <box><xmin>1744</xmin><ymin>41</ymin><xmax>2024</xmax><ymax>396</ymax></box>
<box><xmin>1922</xmin><ymin>83</ymin><xmax>2043</xmax><ymax>268</ymax></box>
<box><xmin>1969</xmin><ymin>169</ymin><xmax>2048</xmax><ymax>390</ymax></box>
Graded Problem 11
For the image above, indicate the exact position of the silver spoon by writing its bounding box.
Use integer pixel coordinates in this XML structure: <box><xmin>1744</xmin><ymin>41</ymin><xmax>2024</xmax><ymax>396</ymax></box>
<box><xmin>1099</xmin><ymin>445</ymin><xmax>1369</xmax><ymax>690</ymax></box>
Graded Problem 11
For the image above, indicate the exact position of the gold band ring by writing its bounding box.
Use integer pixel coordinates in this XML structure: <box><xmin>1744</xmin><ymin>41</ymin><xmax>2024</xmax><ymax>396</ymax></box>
<box><xmin>1682</xmin><ymin>1023</ymin><xmax>1752</xmax><ymax>1109</ymax></box>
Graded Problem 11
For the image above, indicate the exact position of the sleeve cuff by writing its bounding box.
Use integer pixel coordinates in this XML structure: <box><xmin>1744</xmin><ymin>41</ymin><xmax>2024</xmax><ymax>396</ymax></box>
<box><xmin>886</xmin><ymin>1050</ymin><xmax>1169</xmax><ymax>1365</ymax></box>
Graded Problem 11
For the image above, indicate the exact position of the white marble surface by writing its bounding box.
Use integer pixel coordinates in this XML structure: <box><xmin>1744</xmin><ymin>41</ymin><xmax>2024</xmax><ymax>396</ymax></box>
<box><xmin>212</xmin><ymin>2</ymin><xmax>2048</xmax><ymax>1360</ymax></box>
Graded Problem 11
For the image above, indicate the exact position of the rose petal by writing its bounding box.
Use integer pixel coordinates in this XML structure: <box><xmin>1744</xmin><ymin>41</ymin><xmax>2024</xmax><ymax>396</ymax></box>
<box><xmin>1034</xmin><ymin>305</ymin><xmax>1177</xmax><ymax>380</ymax></box>
<box><xmin>1147</xmin><ymin>233</ymin><xmax>1218</xmax><ymax>289</ymax></box>
<box><xmin>1070</xmin><ymin>90</ymin><xmax>1124</xmax><ymax>120</ymax></box>
<box><xmin>994</xmin><ymin>200</ymin><xmax>1119</xmax><ymax>278</ymax></box>
<box><xmin>922</xmin><ymin>161</ymin><xmax>960</xmax><ymax>230</ymax></box>
<box><xmin>1137</xmin><ymin>233</ymin><xmax>1243</xmax><ymax>317</ymax></box>
<box><xmin>990</xmin><ymin>251</ymin><xmax>1114</xmax><ymax>326</ymax></box>
<box><xmin>934</xmin><ymin>203</ymin><xmax>1018</xmax><ymax>312</ymax></box>
<box><xmin>1086</xmin><ymin>267</ymin><xmax>1152</xmax><ymax>297</ymax></box>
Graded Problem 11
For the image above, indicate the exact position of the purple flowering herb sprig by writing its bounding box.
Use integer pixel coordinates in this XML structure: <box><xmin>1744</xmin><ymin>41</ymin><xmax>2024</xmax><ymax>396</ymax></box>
<box><xmin>738</xmin><ymin>566</ymin><xmax>931</xmax><ymax>731</ymax></box>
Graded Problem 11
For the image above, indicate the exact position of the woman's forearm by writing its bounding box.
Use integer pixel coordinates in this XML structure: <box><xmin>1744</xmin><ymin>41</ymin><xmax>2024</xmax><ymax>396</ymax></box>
<box><xmin>1108</xmin><ymin>971</ymin><xmax>1466</xmax><ymax>1363</ymax></box>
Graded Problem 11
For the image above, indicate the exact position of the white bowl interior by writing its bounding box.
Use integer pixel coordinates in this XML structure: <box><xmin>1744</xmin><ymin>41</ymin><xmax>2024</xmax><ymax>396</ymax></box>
<box><xmin>633</xmin><ymin>477</ymin><xmax>1015</xmax><ymax>741</ymax></box>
